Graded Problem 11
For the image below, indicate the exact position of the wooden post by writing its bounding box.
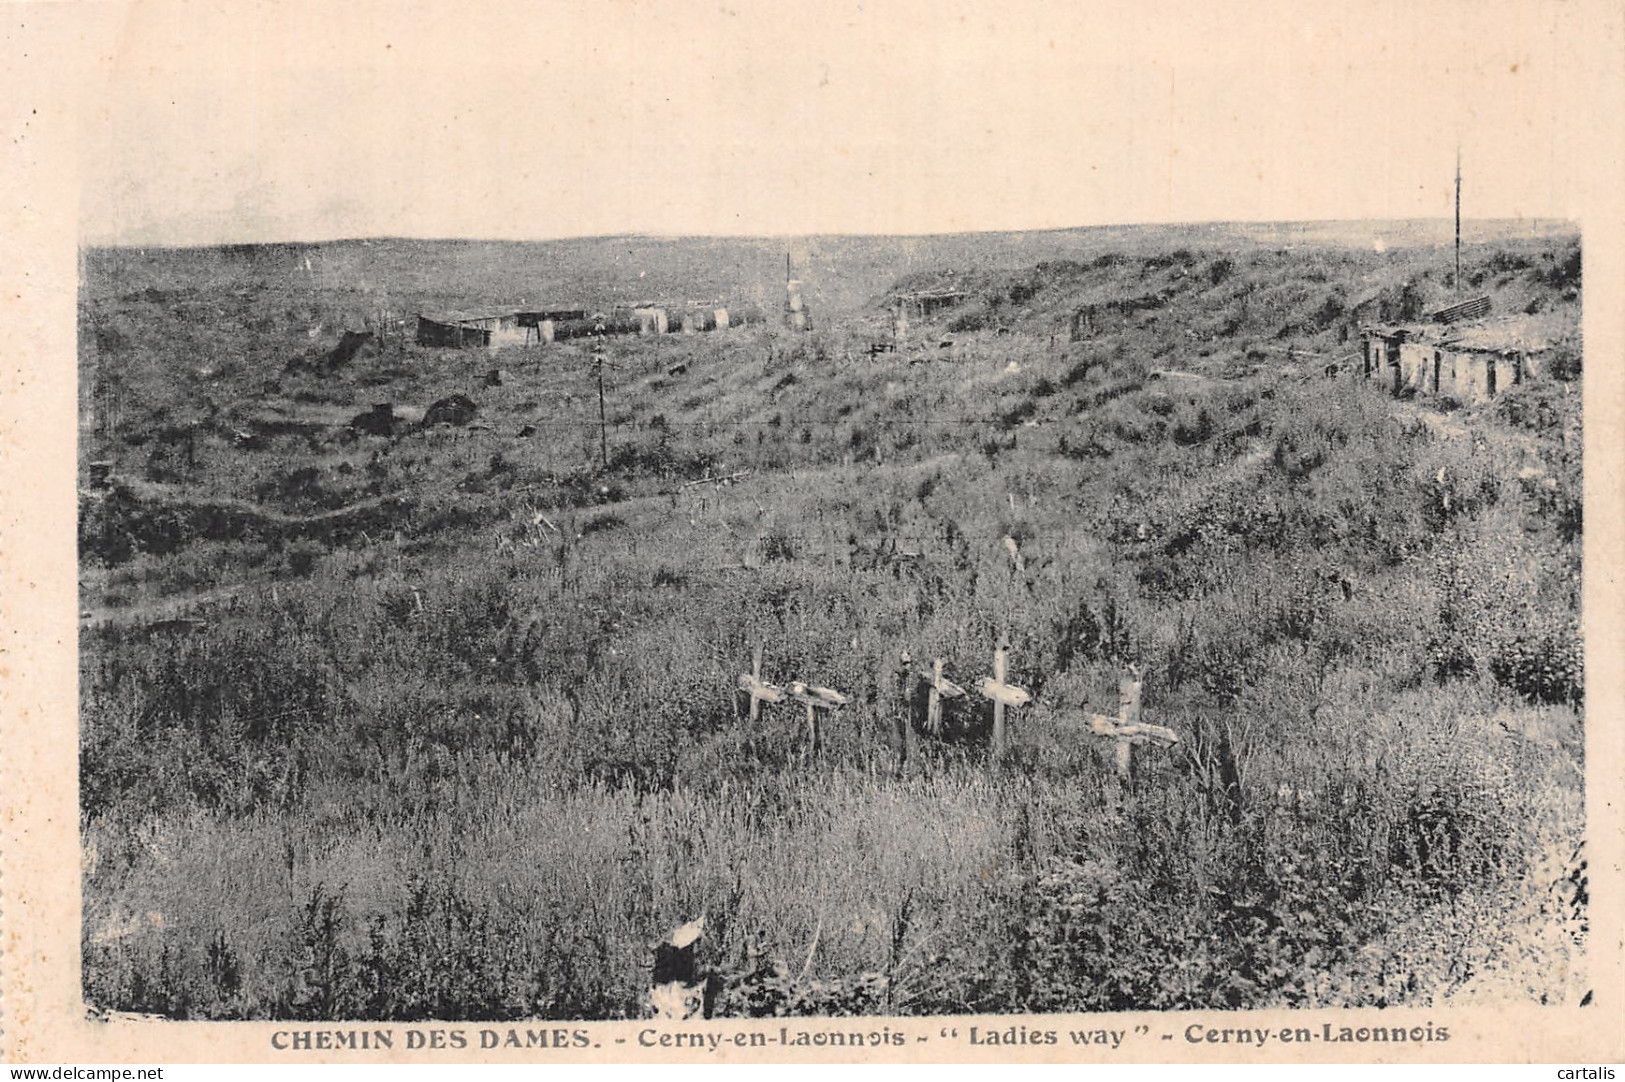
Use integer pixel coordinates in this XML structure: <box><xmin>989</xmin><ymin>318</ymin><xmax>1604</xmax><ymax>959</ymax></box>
<box><xmin>928</xmin><ymin>657</ymin><xmax>945</xmax><ymax>733</ymax></box>
<box><xmin>737</xmin><ymin>644</ymin><xmax>784</xmax><ymax>722</ymax></box>
<box><xmin>918</xmin><ymin>656</ymin><xmax>968</xmax><ymax>735</ymax></box>
<box><xmin>750</xmin><ymin>644</ymin><xmax>765</xmax><ymax>723</ymax></box>
<box><xmin>1113</xmin><ymin>734</ymin><xmax>1133</xmax><ymax>780</ymax></box>
<box><xmin>896</xmin><ymin>650</ymin><xmax>913</xmax><ymax>766</ymax></box>
<box><xmin>1454</xmin><ymin>146</ymin><xmax>1462</xmax><ymax>295</ymax></box>
<box><xmin>913</xmin><ymin>656</ymin><xmax>965</xmax><ymax>739</ymax></box>
<box><xmin>594</xmin><ymin>349</ymin><xmax>609</xmax><ymax>470</ymax></box>
<box><xmin>976</xmin><ymin>639</ymin><xmax>1029</xmax><ymax>760</ymax></box>
<box><xmin>807</xmin><ymin>701</ymin><xmax>820</xmax><ymax>758</ymax></box>
<box><xmin>1115</xmin><ymin>668</ymin><xmax>1142</xmax><ymax>780</ymax></box>
<box><xmin>992</xmin><ymin>644</ymin><xmax>1007</xmax><ymax>756</ymax></box>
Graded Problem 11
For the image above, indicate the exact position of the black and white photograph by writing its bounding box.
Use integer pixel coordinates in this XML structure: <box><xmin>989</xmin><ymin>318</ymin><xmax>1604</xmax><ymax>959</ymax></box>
<box><xmin>4</xmin><ymin>0</ymin><xmax>1621</xmax><ymax>1065</ymax></box>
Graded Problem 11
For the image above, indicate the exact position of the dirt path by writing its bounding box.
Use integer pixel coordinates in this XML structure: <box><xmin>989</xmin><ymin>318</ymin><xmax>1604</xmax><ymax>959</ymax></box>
<box><xmin>81</xmin><ymin>482</ymin><xmax>412</xmax><ymax>629</ymax></box>
<box><xmin>110</xmin><ymin>477</ymin><xmax>407</xmax><ymax>527</ymax></box>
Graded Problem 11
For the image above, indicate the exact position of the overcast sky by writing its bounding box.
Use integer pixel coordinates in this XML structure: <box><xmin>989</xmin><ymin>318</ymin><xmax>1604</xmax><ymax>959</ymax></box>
<box><xmin>76</xmin><ymin>0</ymin><xmax>1594</xmax><ymax>245</ymax></box>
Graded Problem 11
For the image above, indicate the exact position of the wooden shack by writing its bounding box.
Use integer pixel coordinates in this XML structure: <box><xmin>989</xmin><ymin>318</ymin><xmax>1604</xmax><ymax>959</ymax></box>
<box><xmin>517</xmin><ymin>309</ymin><xmax>588</xmax><ymax>345</ymax></box>
<box><xmin>1360</xmin><ymin>310</ymin><xmax>1572</xmax><ymax>402</ymax></box>
<box><xmin>416</xmin><ymin>313</ymin><xmax>488</xmax><ymax>348</ymax></box>
<box><xmin>416</xmin><ymin>310</ymin><xmax>527</xmax><ymax>348</ymax></box>
<box><xmin>1360</xmin><ymin>324</ymin><xmax>1423</xmax><ymax>394</ymax></box>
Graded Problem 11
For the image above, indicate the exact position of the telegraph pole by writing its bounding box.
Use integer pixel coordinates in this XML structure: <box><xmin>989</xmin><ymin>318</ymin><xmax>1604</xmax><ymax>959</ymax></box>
<box><xmin>593</xmin><ymin>340</ymin><xmax>609</xmax><ymax>470</ymax></box>
<box><xmin>1454</xmin><ymin>147</ymin><xmax>1462</xmax><ymax>294</ymax></box>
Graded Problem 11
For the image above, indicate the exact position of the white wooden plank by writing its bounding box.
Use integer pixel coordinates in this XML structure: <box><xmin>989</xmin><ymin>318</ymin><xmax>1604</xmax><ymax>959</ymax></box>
<box><xmin>977</xmin><ymin>676</ymin><xmax>1031</xmax><ymax>708</ymax></box>
<box><xmin>737</xmin><ymin>673</ymin><xmax>784</xmax><ymax>703</ymax></box>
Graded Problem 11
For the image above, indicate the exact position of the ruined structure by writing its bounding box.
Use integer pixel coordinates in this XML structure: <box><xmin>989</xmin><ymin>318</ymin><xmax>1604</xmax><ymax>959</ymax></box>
<box><xmin>416</xmin><ymin>310</ymin><xmax>526</xmax><ymax>348</ymax></box>
<box><xmin>1358</xmin><ymin>305</ymin><xmax>1573</xmax><ymax>402</ymax></box>
<box><xmin>1070</xmin><ymin>289</ymin><xmax>1175</xmax><ymax>341</ymax></box>
<box><xmin>415</xmin><ymin>302</ymin><xmax>759</xmax><ymax>348</ymax></box>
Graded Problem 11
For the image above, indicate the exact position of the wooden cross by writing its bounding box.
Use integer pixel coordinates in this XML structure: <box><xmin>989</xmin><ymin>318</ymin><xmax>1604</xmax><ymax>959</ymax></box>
<box><xmin>976</xmin><ymin>639</ymin><xmax>1030</xmax><ymax>757</ymax></box>
<box><xmin>787</xmin><ymin>681</ymin><xmax>848</xmax><ymax>759</ymax></box>
<box><xmin>1088</xmin><ymin>667</ymin><xmax>1178</xmax><ymax>779</ymax></box>
<box><xmin>736</xmin><ymin>644</ymin><xmax>783</xmax><ymax>722</ymax></box>
<box><xmin>915</xmin><ymin>656</ymin><xmax>967</xmax><ymax>735</ymax></box>
<box><xmin>738</xmin><ymin>644</ymin><xmax>847</xmax><ymax>759</ymax></box>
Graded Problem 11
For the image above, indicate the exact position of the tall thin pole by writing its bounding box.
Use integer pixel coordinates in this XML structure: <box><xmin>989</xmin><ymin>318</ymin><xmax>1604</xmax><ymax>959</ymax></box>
<box><xmin>1455</xmin><ymin>147</ymin><xmax>1462</xmax><ymax>294</ymax></box>
<box><xmin>749</xmin><ymin>644</ymin><xmax>764</xmax><ymax>723</ymax></box>
<box><xmin>593</xmin><ymin>345</ymin><xmax>608</xmax><ymax>470</ymax></box>
<box><xmin>991</xmin><ymin>641</ymin><xmax>1007</xmax><ymax>758</ymax></box>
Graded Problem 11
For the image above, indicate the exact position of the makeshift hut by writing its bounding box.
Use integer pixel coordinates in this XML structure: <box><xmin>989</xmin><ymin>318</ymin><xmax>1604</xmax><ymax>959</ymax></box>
<box><xmin>416</xmin><ymin>311</ymin><xmax>525</xmax><ymax>348</ymax></box>
<box><xmin>1358</xmin><ymin>309</ymin><xmax>1574</xmax><ymax>403</ymax></box>
<box><xmin>518</xmin><ymin>309</ymin><xmax>588</xmax><ymax>345</ymax></box>
<box><xmin>631</xmin><ymin>308</ymin><xmax>670</xmax><ymax>335</ymax></box>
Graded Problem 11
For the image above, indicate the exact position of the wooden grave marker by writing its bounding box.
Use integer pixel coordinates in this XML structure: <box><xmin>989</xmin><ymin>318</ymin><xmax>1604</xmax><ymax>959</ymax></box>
<box><xmin>736</xmin><ymin>643</ymin><xmax>784</xmax><ymax>722</ymax></box>
<box><xmin>1087</xmin><ymin>666</ymin><xmax>1179</xmax><ymax>780</ymax></box>
<box><xmin>787</xmin><ymin>681</ymin><xmax>849</xmax><ymax>759</ymax></box>
<box><xmin>915</xmin><ymin>655</ymin><xmax>966</xmax><ymax>735</ymax></box>
<box><xmin>737</xmin><ymin>643</ymin><xmax>847</xmax><ymax>759</ymax></box>
<box><xmin>975</xmin><ymin>639</ymin><xmax>1030</xmax><ymax>758</ymax></box>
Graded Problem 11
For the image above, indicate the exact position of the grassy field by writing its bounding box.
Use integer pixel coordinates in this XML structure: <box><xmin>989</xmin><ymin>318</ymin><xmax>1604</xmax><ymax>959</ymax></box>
<box><xmin>78</xmin><ymin>226</ymin><xmax>1585</xmax><ymax>1019</ymax></box>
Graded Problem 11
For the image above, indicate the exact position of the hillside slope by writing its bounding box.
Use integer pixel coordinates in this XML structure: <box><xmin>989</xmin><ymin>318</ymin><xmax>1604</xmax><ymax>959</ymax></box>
<box><xmin>77</xmin><ymin>224</ymin><xmax>1584</xmax><ymax>1019</ymax></box>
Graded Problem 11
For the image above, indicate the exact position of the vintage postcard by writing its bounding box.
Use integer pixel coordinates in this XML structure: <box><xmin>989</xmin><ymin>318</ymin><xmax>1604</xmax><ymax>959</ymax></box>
<box><xmin>2</xmin><ymin>0</ymin><xmax>1622</xmax><ymax>1066</ymax></box>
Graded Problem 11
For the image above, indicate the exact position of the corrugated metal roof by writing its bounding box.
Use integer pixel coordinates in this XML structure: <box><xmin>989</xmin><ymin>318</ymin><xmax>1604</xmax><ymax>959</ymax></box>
<box><xmin>419</xmin><ymin>309</ymin><xmax>522</xmax><ymax>325</ymax></box>
<box><xmin>1427</xmin><ymin>295</ymin><xmax>1492</xmax><ymax>325</ymax></box>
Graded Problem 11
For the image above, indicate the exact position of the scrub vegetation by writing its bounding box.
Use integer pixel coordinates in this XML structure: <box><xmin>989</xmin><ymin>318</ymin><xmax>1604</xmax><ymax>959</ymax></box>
<box><xmin>79</xmin><ymin>224</ymin><xmax>1584</xmax><ymax>1019</ymax></box>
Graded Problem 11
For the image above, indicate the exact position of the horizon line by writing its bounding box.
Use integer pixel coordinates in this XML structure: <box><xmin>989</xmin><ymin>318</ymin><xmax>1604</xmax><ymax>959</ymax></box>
<box><xmin>79</xmin><ymin>215</ymin><xmax>1580</xmax><ymax>252</ymax></box>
